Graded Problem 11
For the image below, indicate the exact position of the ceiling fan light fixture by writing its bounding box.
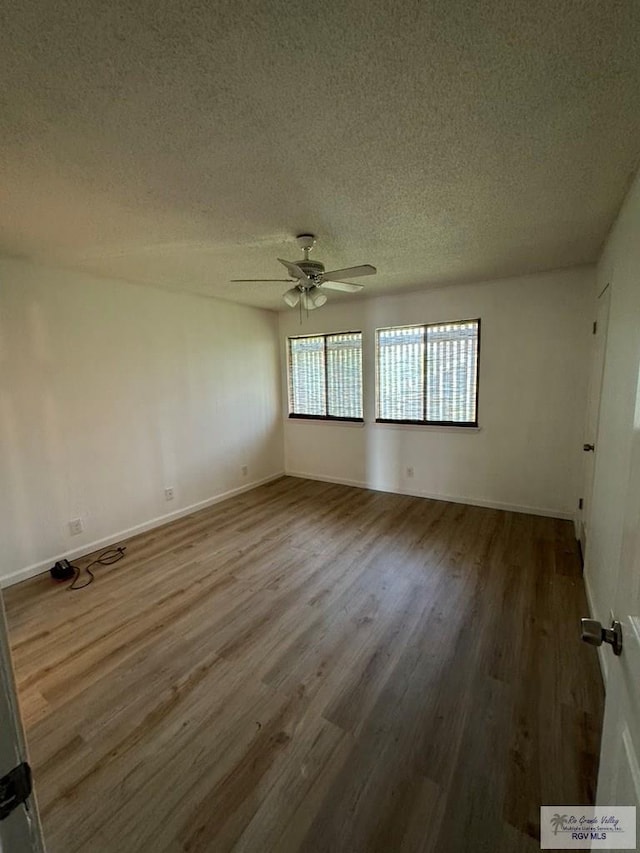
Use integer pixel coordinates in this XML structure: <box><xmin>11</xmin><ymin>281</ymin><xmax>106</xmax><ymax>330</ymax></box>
<box><xmin>300</xmin><ymin>289</ymin><xmax>327</xmax><ymax>310</ymax></box>
<box><xmin>283</xmin><ymin>288</ymin><xmax>300</xmax><ymax>308</ymax></box>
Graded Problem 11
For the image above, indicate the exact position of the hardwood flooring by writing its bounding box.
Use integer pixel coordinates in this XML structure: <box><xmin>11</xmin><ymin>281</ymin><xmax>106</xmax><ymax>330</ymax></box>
<box><xmin>4</xmin><ymin>477</ymin><xmax>604</xmax><ymax>852</ymax></box>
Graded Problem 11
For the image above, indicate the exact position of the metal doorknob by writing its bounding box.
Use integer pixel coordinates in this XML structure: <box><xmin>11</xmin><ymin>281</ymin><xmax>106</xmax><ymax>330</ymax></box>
<box><xmin>581</xmin><ymin>618</ymin><xmax>623</xmax><ymax>655</ymax></box>
<box><xmin>583</xmin><ymin>443</ymin><xmax>595</xmax><ymax>452</ymax></box>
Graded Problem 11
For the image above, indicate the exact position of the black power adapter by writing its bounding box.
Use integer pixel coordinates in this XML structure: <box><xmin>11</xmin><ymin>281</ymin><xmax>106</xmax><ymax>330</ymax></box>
<box><xmin>50</xmin><ymin>559</ymin><xmax>76</xmax><ymax>582</ymax></box>
<box><xmin>49</xmin><ymin>546</ymin><xmax>126</xmax><ymax>590</ymax></box>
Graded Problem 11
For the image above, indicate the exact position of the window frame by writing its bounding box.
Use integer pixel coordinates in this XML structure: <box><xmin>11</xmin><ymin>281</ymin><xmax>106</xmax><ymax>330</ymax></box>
<box><xmin>375</xmin><ymin>318</ymin><xmax>481</xmax><ymax>428</ymax></box>
<box><xmin>287</xmin><ymin>330</ymin><xmax>364</xmax><ymax>423</ymax></box>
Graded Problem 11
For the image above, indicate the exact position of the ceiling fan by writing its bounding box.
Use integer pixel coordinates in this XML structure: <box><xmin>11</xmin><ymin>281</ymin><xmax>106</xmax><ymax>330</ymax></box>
<box><xmin>231</xmin><ymin>234</ymin><xmax>376</xmax><ymax>310</ymax></box>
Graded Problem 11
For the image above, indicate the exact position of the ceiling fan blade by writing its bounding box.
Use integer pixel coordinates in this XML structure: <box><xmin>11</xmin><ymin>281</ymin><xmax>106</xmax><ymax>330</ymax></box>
<box><xmin>230</xmin><ymin>279</ymin><xmax>294</xmax><ymax>282</ymax></box>
<box><xmin>277</xmin><ymin>258</ymin><xmax>309</xmax><ymax>280</ymax></box>
<box><xmin>318</xmin><ymin>264</ymin><xmax>376</xmax><ymax>283</ymax></box>
<box><xmin>320</xmin><ymin>280</ymin><xmax>365</xmax><ymax>293</ymax></box>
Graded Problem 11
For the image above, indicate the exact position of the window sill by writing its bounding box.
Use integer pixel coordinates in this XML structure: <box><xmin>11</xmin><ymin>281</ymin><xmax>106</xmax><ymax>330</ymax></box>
<box><xmin>284</xmin><ymin>419</ymin><xmax>480</xmax><ymax>433</ymax></box>
<box><xmin>285</xmin><ymin>417</ymin><xmax>365</xmax><ymax>428</ymax></box>
<box><xmin>373</xmin><ymin>421</ymin><xmax>482</xmax><ymax>433</ymax></box>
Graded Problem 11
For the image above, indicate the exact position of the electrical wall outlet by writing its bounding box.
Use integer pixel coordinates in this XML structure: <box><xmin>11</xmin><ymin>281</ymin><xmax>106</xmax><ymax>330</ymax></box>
<box><xmin>406</xmin><ymin>467</ymin><xmax>414</xmax><ymax>478</ymax></box>
<box><xmin>164</xmin><ymin>487</ymin><xmax>175</xmax><ymax>501</ymax></box>
<box><xmin>241</xmin><ymin>465</ymin><xmax>248</xmax><ymax>477</ymax></box>
<box><xmin>69</xmin><ymin>518</ymin><xmax>83</xmax><ymax>536</ymax></box>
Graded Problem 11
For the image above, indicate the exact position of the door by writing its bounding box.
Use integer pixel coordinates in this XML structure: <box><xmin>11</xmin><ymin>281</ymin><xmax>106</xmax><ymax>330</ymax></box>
<box><xmin>580</xmin><ymin>284</ymin><xmax>611</xmax><ymax>555</ymax></box>
<box><xmin>594</xmin><ymin>344</ymin><xmax>640</xmax><ymax>837</ymax></box>
<box><xmin>0</xmin><ymin>591</ymin><xmax>45</xmax><ymax>852</ymax></box>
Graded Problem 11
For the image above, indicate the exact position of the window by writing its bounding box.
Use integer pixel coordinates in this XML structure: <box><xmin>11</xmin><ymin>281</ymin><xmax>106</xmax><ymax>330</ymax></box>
<box><xmin>376</xmin><ymin>319</ymin><xmax>480</xmax><ymax>426</ymax></box>
<box><xmin>288</xmin><ymin>332</ymin><xmax>363</xmax><ymax>421</ymax></box>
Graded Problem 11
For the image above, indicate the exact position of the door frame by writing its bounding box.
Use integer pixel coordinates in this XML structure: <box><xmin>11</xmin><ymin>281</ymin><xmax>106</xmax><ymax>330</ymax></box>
<box><xmin>579</xmin><ymin>282</ymin><xmax>611</xmax><ymax>557</ymax></box>
<box><xmin>0</xmin><ymin>590</ymin><xmax>45</xmax><ymax>852</ymax></box>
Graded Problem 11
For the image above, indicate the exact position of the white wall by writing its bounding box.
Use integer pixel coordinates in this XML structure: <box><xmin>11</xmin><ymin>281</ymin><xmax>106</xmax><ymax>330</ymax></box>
<box><xmin>280</xmin><ymin>267</ymin><xmax>594</xmax><ymax>518</ymax></box>
<box><xmin>584</xmin><ymin>168</ymin><xmax>640</xmax><ymax>681</ymax></box>
<box><xmin>0</xmin><ymin>258</ymin><xmax>283</xmax><ymax>585</ymax></box>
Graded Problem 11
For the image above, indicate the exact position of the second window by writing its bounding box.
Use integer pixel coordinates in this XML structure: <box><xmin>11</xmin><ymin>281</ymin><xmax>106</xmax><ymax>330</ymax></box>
<box><xmin>376</xmin><ymin>319</ymin><xmax>480</xmax><ymax>426</ymax></box>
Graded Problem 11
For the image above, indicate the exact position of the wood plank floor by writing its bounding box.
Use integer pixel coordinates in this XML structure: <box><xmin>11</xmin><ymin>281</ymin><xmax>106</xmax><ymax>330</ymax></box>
<box><xmin>4</xmin><ymin>477</ymin><xmax>604</xmax><ymax>852</ymax></box>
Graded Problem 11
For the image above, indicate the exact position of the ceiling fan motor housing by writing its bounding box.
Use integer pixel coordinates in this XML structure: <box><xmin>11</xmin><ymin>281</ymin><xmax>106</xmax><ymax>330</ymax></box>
<box><xmin>297</xmin><ymin>260</ymin><xmax>325</xmax><ymax>278</ymax></box>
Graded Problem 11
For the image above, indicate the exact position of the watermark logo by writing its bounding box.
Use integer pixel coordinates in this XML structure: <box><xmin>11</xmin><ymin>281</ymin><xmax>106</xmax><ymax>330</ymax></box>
<box><xmin>541</xmin><ymin>806</ymin><xmax>636</xmax><ymax>849</ymax></box>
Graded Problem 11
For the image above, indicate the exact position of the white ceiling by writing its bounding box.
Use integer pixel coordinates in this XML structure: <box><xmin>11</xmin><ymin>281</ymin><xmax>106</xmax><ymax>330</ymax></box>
<box><xmin>1</xmin><ymin>0</ymin><xmax>640</xmax><ymax>311</ymax></box>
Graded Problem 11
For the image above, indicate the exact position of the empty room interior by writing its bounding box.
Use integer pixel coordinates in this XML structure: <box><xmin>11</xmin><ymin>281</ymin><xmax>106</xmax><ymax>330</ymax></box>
<box><xmin>1</xmin><ymin>1</ymin><xmax>640</xmax><ymax>852</ymax></box>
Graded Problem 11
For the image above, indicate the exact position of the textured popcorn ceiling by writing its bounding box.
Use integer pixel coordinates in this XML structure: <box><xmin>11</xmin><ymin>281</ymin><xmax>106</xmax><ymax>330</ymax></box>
<box><xmin>1</xmin><ymin>0</ymin><xmax>640</xmax><ymax>310</ymax></box>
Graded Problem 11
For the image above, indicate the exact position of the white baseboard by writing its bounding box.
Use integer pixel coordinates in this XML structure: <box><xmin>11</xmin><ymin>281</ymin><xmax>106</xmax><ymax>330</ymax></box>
<box><xmin>1</xmin><ymin>472</ymin><xmax>284</xmax><ymax>589</ymax></box>
<box><xmin>285</xmin><ymin>470</ymin><xmax>574</xmax><ymax>520</ymax></box>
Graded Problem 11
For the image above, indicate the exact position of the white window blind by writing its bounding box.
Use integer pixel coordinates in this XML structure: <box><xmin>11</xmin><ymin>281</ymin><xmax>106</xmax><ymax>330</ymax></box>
<box><xmin>376</xmin><ymin>320</ymin><xmax>479</xmax><ymax>425</ymax></box>
<box><xmin>288</xmin><ymin>332</ymin><xmax>363</xmax><ymax>420</ymax></box>
<box><xmin>289</xmin><ymin>335</ymin><xmax>326</xmax><ymax>416</ymax></box>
